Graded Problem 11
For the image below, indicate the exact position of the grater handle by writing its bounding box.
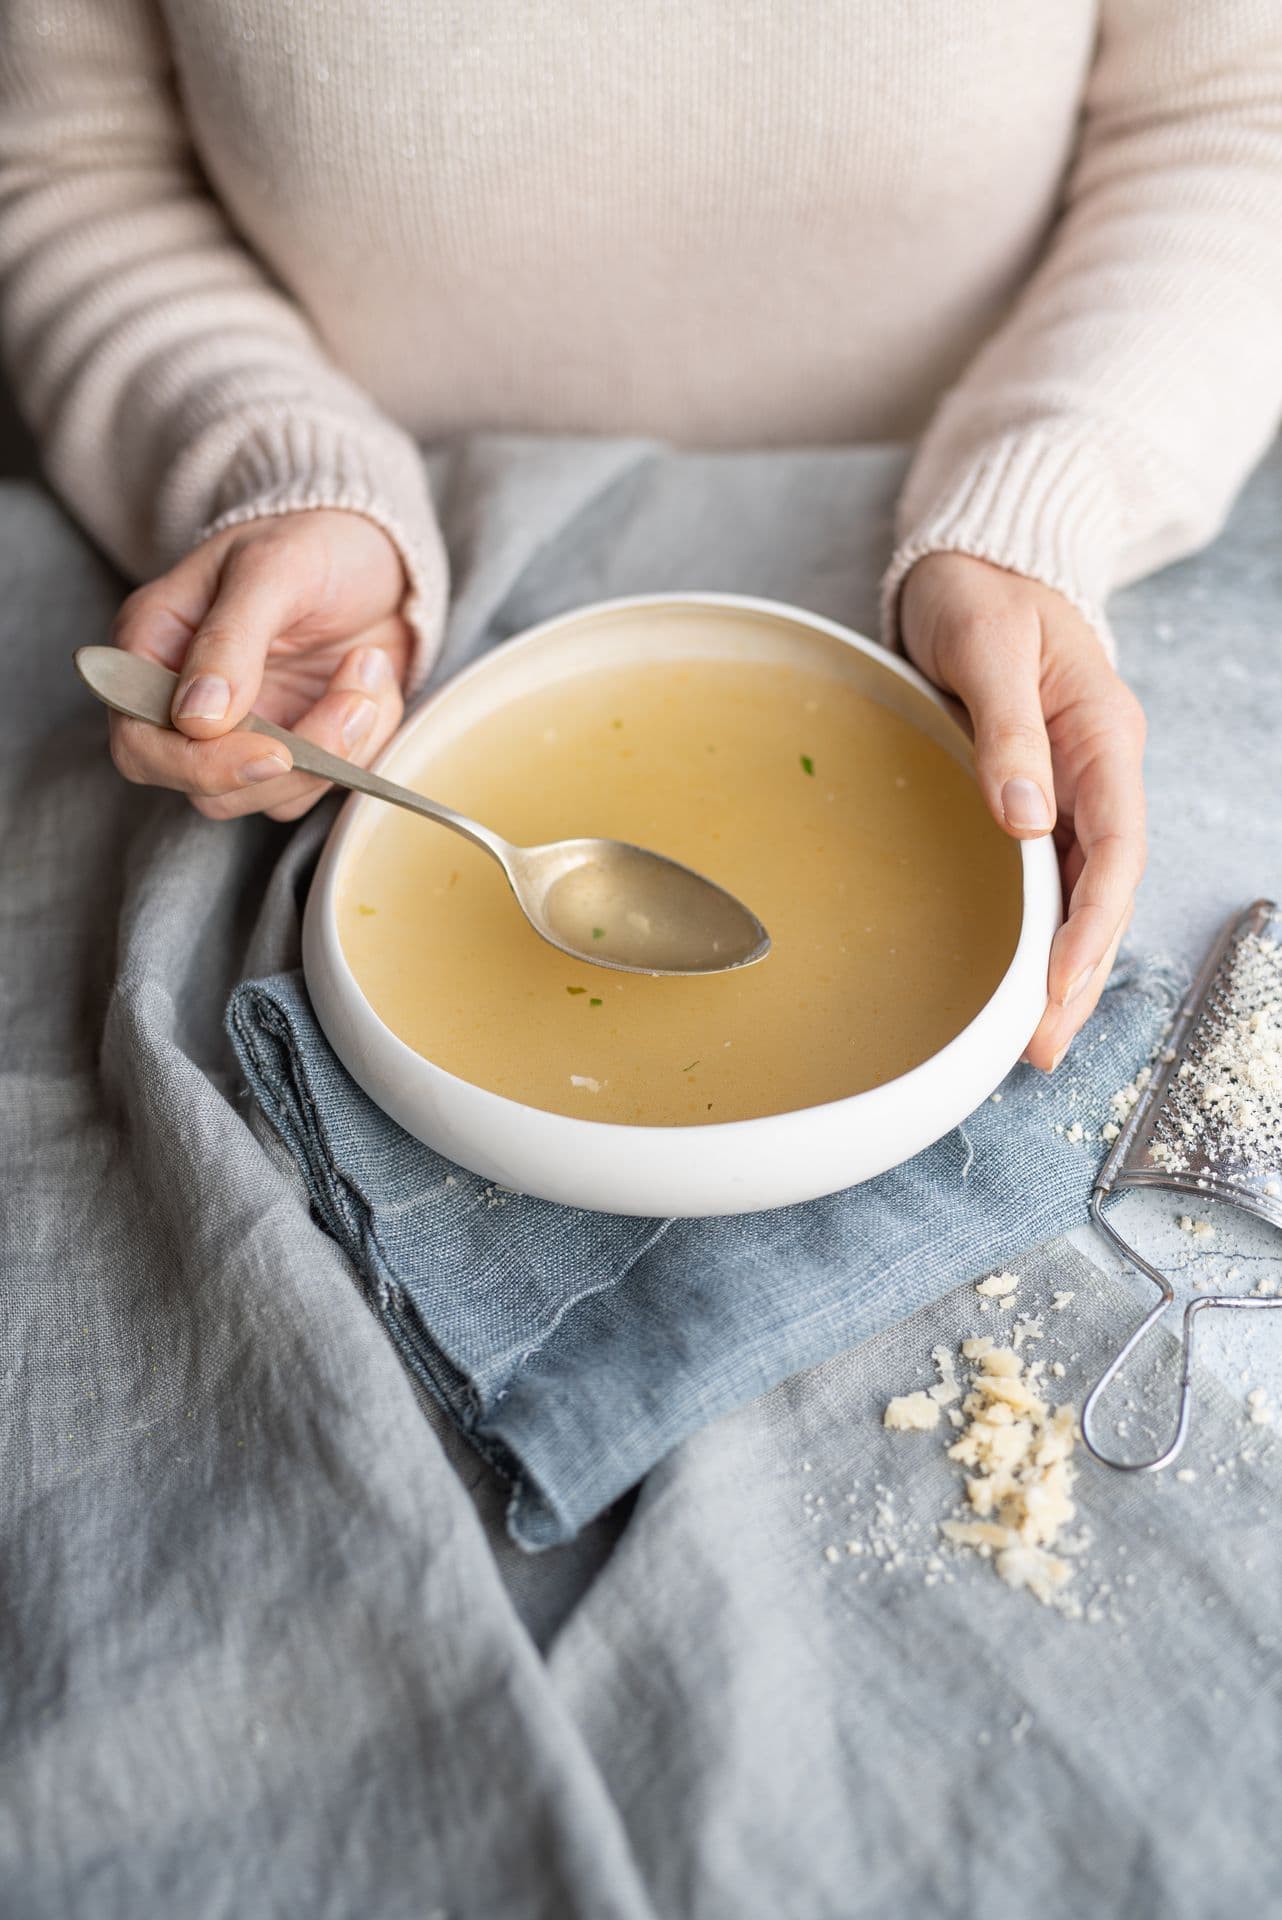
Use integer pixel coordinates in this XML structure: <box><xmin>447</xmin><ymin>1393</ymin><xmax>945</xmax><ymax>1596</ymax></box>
<box><xmin>1082</xmin><ymin>1192</ymin><xmax>1183</xmax><ymax>1471</ymax></box>
<box><xmin>1083</xmin><ymin>1189</ymin><xmax>1282</xmax><ymax>1471</ymax></box>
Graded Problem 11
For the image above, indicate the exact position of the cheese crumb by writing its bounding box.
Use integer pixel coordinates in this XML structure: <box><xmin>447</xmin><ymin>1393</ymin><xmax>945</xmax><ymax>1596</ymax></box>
<box><xmin>994</xmin><ymin>1543</ymin><xmax>1073</xmax><ymax>1607</ymax></box>
<box><xmin>1177</xmin><ymin>1216</ymin><xmax>1216</xmax><ymax>1241</ymax></box>
<box><xmin>1100</xmin><ymin>1121</ymin><xmax>1121</xmax><ymax>1143</ymax></box>
<box><xmin>881</xmin><ymin>1335</ymin><xmax>1086</xmax><ymax>1613</ymax></box>
<box><xmin>1065</xmin><ymin>1121</ymin><xmax>1085</xmax><ymax>1145</ymax></box>
<box><xmin>1049</xmin><ymin>1360</ymin><xmax>1067</xmax><ymax>1378</ymax></box>
<box><xmin>975</xmin><ymin>1271</ymin><xmax>1019</xmax><ymax>1300</ymax></box>
<box><xmin>1109</xmin><ymin>1063</ymin><xmax>1152</xmax><ymax>1120</ymax></box>
<box><xmin>883</xmin><ymin>1391</ymin><xmax>942</xmax><ymax>1432</ymax></box>
<box><xmin>1175</xmin><ymin>1468</ymin><xmax>1197</xmax><ymax>1483</ymax></box>
<box><xmin>1012</xmin><ymin>1315</ymin><xmax>1044</xmax><ymax>1350</ymax></box>
<box><xmin>1050</xmin><ymin>1291</ymin><xmax>1075</xmax><ymax>1312</ymax></box>
<box><xmin>928</xmin><ymin>1344</ymin><xmax>961</xmax><ymax>1405</ymax></box>
<box><xmin>935</xmin><ymin>1342</ymin><xmax>1080</xmax><ymax>1607</ymax></box>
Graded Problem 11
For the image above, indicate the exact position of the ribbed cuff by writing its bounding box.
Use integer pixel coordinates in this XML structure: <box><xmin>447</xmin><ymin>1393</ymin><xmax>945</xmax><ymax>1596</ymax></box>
<box><xmin>192</xmin><ymin>410</ymin><xmax>449</xmax><ymax>692</ymax></box>
<box><xmin>880</xmin><ymin>428</ymin><xmax>1121</xmax><ymax>663</ymax></box>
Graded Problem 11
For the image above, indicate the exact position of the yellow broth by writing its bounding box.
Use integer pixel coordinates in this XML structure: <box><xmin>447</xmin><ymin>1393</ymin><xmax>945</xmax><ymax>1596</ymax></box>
<box><xmin>338</xmin><ymin>657</ymin><xmax>1022</xmax><ymax>1125</ymax></box>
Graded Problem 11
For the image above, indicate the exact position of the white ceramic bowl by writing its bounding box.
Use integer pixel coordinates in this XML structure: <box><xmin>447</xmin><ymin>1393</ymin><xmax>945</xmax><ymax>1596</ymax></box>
<box><xmin>303</xmin><ymin>593</ymin><xmax>1060</xmax><ymax>1216</ymax></box>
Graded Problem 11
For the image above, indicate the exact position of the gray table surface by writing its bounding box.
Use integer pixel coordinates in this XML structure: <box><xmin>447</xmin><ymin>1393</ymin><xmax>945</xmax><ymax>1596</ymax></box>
<box><xmin>3</xmin><ymin>432</ymin><xmax>1281</xmax><ymax>1915</ymax></box>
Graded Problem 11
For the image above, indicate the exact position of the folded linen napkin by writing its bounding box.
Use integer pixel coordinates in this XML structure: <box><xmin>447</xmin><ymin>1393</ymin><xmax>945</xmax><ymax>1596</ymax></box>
<box><xmin>227</xmin><ymin>960</ymin><xmax>1177</xmax><ymax>1549</ymax></box>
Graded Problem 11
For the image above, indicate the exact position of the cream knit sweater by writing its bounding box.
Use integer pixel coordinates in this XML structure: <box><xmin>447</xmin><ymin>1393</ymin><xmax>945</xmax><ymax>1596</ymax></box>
<box><xmin>2</xmin><ymin>2</ymin><xmax>1282</xmax><ymax>683</ymax></box>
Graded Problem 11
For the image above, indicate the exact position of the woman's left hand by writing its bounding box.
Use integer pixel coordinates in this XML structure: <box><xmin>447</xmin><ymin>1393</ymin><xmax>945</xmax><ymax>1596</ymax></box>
<box><xmin>899</xmin><ymin>552</ymin><xmax>1148</xmax><ymax>1073</ymax></box>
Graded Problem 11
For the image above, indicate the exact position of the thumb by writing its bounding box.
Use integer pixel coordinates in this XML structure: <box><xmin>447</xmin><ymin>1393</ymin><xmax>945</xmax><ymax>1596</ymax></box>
<box><xmin>170</xmin><ymin>539</ymin><xmax>301</xmax><ymax>738</ymax></box>
<box><xmin>942</xmin><ymin>625</ymin><xmax>1057</xmax><ymax>839</ymax></box>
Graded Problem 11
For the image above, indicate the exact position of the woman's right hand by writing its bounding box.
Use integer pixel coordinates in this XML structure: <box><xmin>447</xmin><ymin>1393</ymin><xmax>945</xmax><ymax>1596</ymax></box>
<box><xmin>107</xmin><ymin>509</ymin><xmax>412</xmax><ymax>821</ymax></box>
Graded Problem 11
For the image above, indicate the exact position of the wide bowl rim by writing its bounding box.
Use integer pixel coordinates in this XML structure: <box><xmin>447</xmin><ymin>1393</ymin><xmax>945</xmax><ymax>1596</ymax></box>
<box><xmin>301</xmin><ymin>590</ymin><xmax>1060</xmax><ymax>1207</ymax></box>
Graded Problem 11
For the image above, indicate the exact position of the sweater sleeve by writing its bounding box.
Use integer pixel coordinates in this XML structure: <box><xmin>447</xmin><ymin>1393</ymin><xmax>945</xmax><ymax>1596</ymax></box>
<box><xmin>0</xmin><ymin>0</ymin><xmax>448</xmax><ymax>687</ymax></box>
<box><xmin>882</xmin><ymin>0</ymin><xmax>1282</xmax><ymax>658</ymax></box>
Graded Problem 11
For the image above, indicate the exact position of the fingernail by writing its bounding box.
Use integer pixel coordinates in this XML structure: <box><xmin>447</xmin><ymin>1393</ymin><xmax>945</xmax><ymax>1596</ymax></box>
<box><xmin>175</xmin><ymin>674</ymin><xmax>230</xmax><ymax>722</ymax></box>
<box><xmin>357</xmin><ymin>648</ymin><xmax>392</xmax><ymax>692</ymax></box>
<box><xmin>1049</xmin><ymin>1045</ymin><xmax>1068</xmax><ymax>1073</ymax></box>
<box><xmin>342</xmin><ymin>696</ymin><xmax>377</xmax><ymax>750</ymax></box>
<box><xmin>1057</xmin><ymin>964</ymin><xmax>1095</xmax><ymax>1009</ymax></box>
<box><xmin>1001</xmin><ymin>777</ymin><xmax>1052</xmax><ymax>832</ymax></box>
<box><xmin>239</xmin><ymin>754</ymin><xmax>290</xmax><ymax>787</ymax></box>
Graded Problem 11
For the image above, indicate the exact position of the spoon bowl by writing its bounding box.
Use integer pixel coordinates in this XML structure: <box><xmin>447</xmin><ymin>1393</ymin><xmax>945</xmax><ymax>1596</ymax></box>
<box><xmin>74</xmin><ymin>646</ymin><xmax>770</xmax><ymax>977</ymax></box>
<box><xmin>513</xmin><ymin>836</ymin><xmax>770</xmax><ymax>974</ymax></box>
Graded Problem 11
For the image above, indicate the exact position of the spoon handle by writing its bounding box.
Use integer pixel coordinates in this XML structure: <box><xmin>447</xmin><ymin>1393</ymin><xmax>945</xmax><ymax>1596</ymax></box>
<box><xmin>73</xmin><ymin>645</ymin><xmax>508</xmax><ymax>859</ymax></box>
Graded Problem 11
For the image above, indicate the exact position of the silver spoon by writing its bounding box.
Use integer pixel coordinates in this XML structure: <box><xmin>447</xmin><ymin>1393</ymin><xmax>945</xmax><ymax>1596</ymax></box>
<box><xmin>75</xmin><ymin>646</ymin><xmax>771</xmax><ymax>977</ymax></box>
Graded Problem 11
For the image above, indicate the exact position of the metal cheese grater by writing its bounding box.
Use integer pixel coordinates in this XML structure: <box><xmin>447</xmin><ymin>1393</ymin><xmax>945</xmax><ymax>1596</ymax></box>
<box><xmin>1083</xmin><ymin>899</ymin><xmax>1282</xmax><ymax>1471</ymax></box>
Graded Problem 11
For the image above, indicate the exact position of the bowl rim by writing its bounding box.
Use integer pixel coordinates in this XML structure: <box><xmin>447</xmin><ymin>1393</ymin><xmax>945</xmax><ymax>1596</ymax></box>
<box><xmin>303</xmin><ymin>588</ymin><xmax>1060</xmax><ymax>1150</ymax></box>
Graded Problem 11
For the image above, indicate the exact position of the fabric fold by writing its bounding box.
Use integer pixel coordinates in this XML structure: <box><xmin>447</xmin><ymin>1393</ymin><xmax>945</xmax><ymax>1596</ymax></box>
<box><xmin>227</xmin><ymin>957</ymin><xmax>1180</xmax><ymax>1550</ymax></box>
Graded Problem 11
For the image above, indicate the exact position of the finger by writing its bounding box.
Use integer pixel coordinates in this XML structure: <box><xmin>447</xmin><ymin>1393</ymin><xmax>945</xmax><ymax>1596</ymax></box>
<box><xmin>1045</xmin><ymin>709</ymin><xmax>1147</xmax><ymax>1013</ymax></box>
<box><xmin>108</xmin><ymin>554</ymin><xmax>294</xmax><ymax>792</ymax></box>
<box><xmin>1047</xmin><ymin>832</ymin><xmax>1145</xmax><ymax>1011</ymax></box>
<box><xmin>109</xmin><ymin>708</ymin><xmax>292</xmax><ymax>798</ymax></box>
<box><xmin>191</xmin><ymin>644</ymin><xmax>403</xmax><ymax>823</ymax></box>
<box><xmin>1025</xmin><ymin>905</ymin><xmax>1131</xmax><ymax>1073</ymax></box>
<box><xmin>110</xmin><ymin>547</ymin><xmax>224</xmax><ymax>671</ymax></box>
<box><xmin>170</xmin><ymin>540</ymin><xmax>306</xmax><ymax>740</ymax></box>
<box><xmin>263</xmin><ymin>643</ymin><xmax>404</xmax><ymax>821</ymax></box>
<box><xmin>933</xmin><ymin>618</ymin><xmax>1057</xmax><ymax>839</ymax></box>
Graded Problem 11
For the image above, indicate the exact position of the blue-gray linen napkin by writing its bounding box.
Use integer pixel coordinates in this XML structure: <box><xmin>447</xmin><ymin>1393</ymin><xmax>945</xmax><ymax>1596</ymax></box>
<box><xmin>226</xmin><ymin>959</ymin><xmax>1176</xmax><ymax>1549</ymax></box>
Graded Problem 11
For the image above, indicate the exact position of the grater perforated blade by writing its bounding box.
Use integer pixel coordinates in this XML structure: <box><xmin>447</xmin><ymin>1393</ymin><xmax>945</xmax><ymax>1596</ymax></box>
<box><xmin>1083</xmin><ymin>899</ymin><xmax>1282</xmax><ymax>1472</ymax></box>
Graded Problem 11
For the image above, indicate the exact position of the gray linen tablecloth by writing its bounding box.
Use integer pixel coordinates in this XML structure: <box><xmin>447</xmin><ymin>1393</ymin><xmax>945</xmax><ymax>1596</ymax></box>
<box><xmin>2</xmin><ymin>434</ymin><xmax>1280</xmax><ymax>1917</ymax></box>
<box><xmin>225</xmin><ymin>955</ymin><xmax>1174</xmax><ymax>1551</ymax></box>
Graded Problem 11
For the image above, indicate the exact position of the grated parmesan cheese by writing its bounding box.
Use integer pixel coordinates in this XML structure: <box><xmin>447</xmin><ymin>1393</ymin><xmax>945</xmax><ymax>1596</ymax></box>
<box><xmin>1140</xmin><ymin>931</ymin><xmax>1282</xmax><ymax>1175</ymax></box>
<box><xmin>928</xmin><ymin>1344</ymin><xmax>961</xmax><ymax>1405</ymax></box>
<box><xmin>1177</xmin><ymin>1215</ymin><xmax>1216</xmax><ymax>1241</ymax></box>
<box><xmin>887</xmin><ymin>1334</ymin><xmax>1081</xmax><ymax>1611</ymax></box>
<box><xmin>1109</xmin><ymin>1064</ymin><xmax>1152</xmax><ymax>1120</ymax></box>
<box><xmin>883</xmin><ymin>1390</ymin><xmax>942</xmax><ymax>1432</ymax></box>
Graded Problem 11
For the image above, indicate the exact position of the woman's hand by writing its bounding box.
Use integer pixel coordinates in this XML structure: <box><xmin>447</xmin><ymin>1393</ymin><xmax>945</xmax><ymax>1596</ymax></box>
<box><xmin>107</xmin><ymin>509</ymin><xmax>412</xmax><ymax>821</ymax></box>
<box><xmin>899</xmin><ymin>552</ymin><xmax>1147</xmax><ymax>1073</ymax></box>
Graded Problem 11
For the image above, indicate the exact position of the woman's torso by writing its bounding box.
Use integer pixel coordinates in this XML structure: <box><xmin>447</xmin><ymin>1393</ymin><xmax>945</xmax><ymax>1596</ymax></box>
<box><xmin>172</xmin><ymin>0</ymin><xmax>1097</xmax><ymax>446</ymax></box>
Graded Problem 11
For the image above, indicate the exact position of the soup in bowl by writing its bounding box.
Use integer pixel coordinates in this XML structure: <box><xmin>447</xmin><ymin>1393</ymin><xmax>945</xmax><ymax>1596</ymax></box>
<box><xmin>302</xmin><ymin>594</ymin><xmax>1060</xmax><ymax>1214</ymax></box>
